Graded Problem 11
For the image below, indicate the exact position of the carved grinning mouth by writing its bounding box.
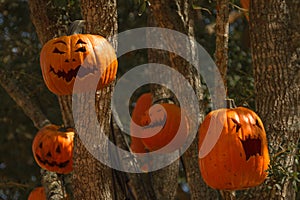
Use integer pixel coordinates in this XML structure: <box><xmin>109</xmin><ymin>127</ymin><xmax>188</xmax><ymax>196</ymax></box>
<box><xmin>240</xmin><ymin>137</ymin><xmax>262</xmax><ymax>160</ymax></box>
<box><xmin>231</xmin><ymin>118</ymin><xmax>262</xmax><ymax>161</ymax></box>
<box><xmin>50</xmin><ymin>65</ymin><xmax>98</xmax><ymax>82</ymax></box>
<box><xmin>35</xmin><ymin>154</ymin><xmax>70</xmax><ymax>168</ymax></box>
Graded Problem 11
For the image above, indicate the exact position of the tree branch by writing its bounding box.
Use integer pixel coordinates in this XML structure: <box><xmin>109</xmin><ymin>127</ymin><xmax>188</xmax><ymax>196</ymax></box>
<box><xmin>215</xmin><ymin>0</ymin><xmax>236</xmax><ymax>199</ymax></box>
<box><xmin>214</xmin><ymin>0</ymin><xmax>230</xmax><ymax>109</ymax></box>
<box><xmin>0</xmin><ymin>68</ymin><xmax>49</xmax><ymax>130</ymax></box>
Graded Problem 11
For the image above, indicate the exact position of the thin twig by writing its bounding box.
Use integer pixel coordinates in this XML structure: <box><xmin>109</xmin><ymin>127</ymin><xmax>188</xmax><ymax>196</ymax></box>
<box><xmin>0</xmin><ymin>181</ymin><xmax>30</xmax><ymax>190</ymax></box>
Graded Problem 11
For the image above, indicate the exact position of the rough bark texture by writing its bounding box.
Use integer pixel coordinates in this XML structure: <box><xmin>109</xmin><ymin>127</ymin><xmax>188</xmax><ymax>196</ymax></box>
<box><xmin>147</xmin><ymin>0</ymin><xmax>218</xmax><ymax>199</ymax></box>
<box><xmin>245</xmin><ymin>0</ymin><xmax>300</xmax><ymax>199</ymax></box>
<box><xmin>113</xmin><ymin>115</ymin><xmax>157</xmax><ymax>200</ymax></box>
<box><xmin>215</xmin><ymin>0</ymin><xmax>229</xmax><ymax>103</ymax></box>
<box><xmin>70</xmin><ymin>0</ymin><xmax>120</xmax><ymax>199</ymax></box>
<box><xmin>28</xmin><ymin>0</ymin><xmax>68</xmax><ymax>44</ymax></box>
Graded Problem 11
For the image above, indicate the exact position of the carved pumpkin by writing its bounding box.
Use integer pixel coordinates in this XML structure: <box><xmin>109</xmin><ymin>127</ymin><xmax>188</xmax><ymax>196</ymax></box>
<box><xmin>140</xmin><ymin>103</ymin><xmax>189</xmax><ymax>152</ymax></box>
<box><xmin>130</xmin><ymin>93</ymin><xmax>153</xmax><ymax>153</ymax></box>
<box><xmin>40</xmin><ymin>34</ymin><xmax>118</xmax><ymax>95</ymax></box>
<box><xmin>28</xmin><ymin>187</ymin><xmax>46</xmax><ymax>200</ymax></box>
<box><xmin>198</xmin><ymin>100</ymin><xmax>270</xmax><ymax>190</ymax></box>
<box><xmin>32</xmin><ymin>124</ymin><xmax>74</xmax><ymax>174</ymax></box>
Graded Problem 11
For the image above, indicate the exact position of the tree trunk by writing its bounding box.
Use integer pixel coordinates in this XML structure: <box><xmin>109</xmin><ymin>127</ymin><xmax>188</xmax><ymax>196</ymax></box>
<box><xmin>245</xmin><ymin>0</ymin><xmax>300</xmax><ymax>199</ymax></box>
<box><xmin>70</xmin><ymin>0</ymin><xmax>121</xmax><ymax>199</ymax></box>
<box><xmin>147</xmin><ymin>0</ymin><xmax>218</xmax><ymax>199</ymax></box>
<box><xmin>28</xmin><ymin>0</ymin><xmax>123</xmax><ymax>199</ymax></box>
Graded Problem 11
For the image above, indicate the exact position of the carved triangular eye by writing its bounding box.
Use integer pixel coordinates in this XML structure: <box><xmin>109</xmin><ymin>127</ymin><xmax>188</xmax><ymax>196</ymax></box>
<box><xmin>53</xmin><ymin>47</ymin><xmax>65</xmax><ymax>54</ymax></box>
<box><xmin>75</xmin><ymin>47</ymin><xmax>86</xmax><ymax>52</ymax></box>
<box><xmin>236</xmin><ymin>124</ymin><xmax>241</xmax><ymax>132</ymax></box>
<box><xmin>255</xmin><ymin>119</ymin><xmax>262</xmax><ymax>129</ymax></box>
<box><xmin>56</xmin><ymin>146</ymin><xmax>61</xmax><ymax>153</ymax></box>
<box><xmin>231</xmin><ymin>118</ymin><xmax>241</xmax><ymax>132</ymax></box>
<box><xmin>76</xmin><ymin>39</ymin><xmax>87</xmax><ymax>45</ymax></box>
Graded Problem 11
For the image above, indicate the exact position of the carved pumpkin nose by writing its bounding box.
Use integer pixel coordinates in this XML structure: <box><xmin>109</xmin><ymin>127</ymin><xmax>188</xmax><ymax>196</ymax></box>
<box><xmin>64</xmin><ymin>58</ymin><xmax>76</xmax><ymax>63</ymax></box>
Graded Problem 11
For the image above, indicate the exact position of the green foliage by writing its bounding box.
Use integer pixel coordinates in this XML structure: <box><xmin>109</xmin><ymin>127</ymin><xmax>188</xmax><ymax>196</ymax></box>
<box><xmin>265</xmin><ymin>145</ymin><xmax>300</xmax><ymax>196</ymax></box>
<box><xmin>227</xmin><ymin>18</ymin><xmax>254</xmax><ymax>108</ymax></box>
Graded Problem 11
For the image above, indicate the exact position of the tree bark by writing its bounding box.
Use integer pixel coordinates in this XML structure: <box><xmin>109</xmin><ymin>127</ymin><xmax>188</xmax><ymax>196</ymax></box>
<box><xmin>147</xmin><ymin>0</ymin><xmax>218</xmax><ymax>199</ymax></box>
<box><xmin>215</xmin><ymin>0</ymin><xmax>229</xmax><ymax>97</ymax></box>
<box><xmin>28</xmin><ymin>0</ymin><xmax>69</xmax><ymax>44</ymax></box>
<box><xmin>70</xmin><ymin>0</ymin><xmax>121</xmax><ymax>199</ymax></box>
<box><xmin>245</xmin><ymin>0</ymin><xmax>300</xmax><ymax>199</ymax></box>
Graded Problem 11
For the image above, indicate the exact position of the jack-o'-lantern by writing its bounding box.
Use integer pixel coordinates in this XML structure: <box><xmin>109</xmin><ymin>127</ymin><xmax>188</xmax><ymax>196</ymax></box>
<box><xmin>40</xmin><ymin>34</ymin><xmax>118</xmax><ymax>95</ymax></box>
<box><xmin>32</xmin><ymin>124</ymin><xmax>74</xmax><ymax>174</ymax></box>
<box><xmin>130</xmin><ymin>93</ymin><xmax>153</xmax><ymax>153</ymax></box>
<box><xmin>140</xmin><ymin>103</ymin><xmax>189</xmax><ymax>153</ymax></box>
<box><xmin>198</xmin><ymin>99</ymin><xmax>270</xmax><ymax>190</ymax></box>
<box><xmin>28</xmin><ymin>187</ymin><xmax>46</xmax><ymax>200</ymax></box>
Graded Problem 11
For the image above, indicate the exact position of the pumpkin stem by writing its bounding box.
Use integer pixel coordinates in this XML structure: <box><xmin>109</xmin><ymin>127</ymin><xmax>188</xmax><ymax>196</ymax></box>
<box><xmin>225</xmin><ymin>98</ymin><xmax>236</xmax><ymax>109</ymax></box>
<box><xmin>57</xmin><ymin>126</ymin><xmax>69</xmax><ymax>132</ymax></box>
<box><xmin>67</xmin><ymin>20</ymin><xmax>85</xmax><ymax>35</ymax></box>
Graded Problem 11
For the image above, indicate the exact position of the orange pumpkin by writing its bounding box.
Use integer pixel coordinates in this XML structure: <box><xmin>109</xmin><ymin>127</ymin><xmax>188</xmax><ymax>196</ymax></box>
<box><xmin>198</xmin><ymin>101</ymin><xmax>270</xmax><ymax>190</ymax></box>
<box><xmin>32</xmin><ymin>124</ymin><xmax>74</xmax><ymax>174</ymax></box>
<box><xmin>28</xmin><ymin>187</ymin><xmax>46</xmax><ymax>200</ymax></box>
<box><xmin>40</xmin><ymin>34</ymin><xmax>118</xmax><ymax>95</ymax></box>
<box><xmin>140</xmin><ymin>103</ymin><xmax>189</xmax><ymax>152</ymax></box>
<box><xmin>130</xmin><ymin>93</ymin><xmax>153</xmax><ymax>153</ymax></box>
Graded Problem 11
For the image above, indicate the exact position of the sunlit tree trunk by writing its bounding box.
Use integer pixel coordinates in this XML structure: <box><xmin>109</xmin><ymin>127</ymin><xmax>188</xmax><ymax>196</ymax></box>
<box><xmin>244</xmin><ymin>0</ymin><xmax>300</xmax><ymax>199</ymax></box>
<box><xmin>70</xmin><ymin>0</ymin><xmax>123</xmax><ymax>199</ymax></box>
